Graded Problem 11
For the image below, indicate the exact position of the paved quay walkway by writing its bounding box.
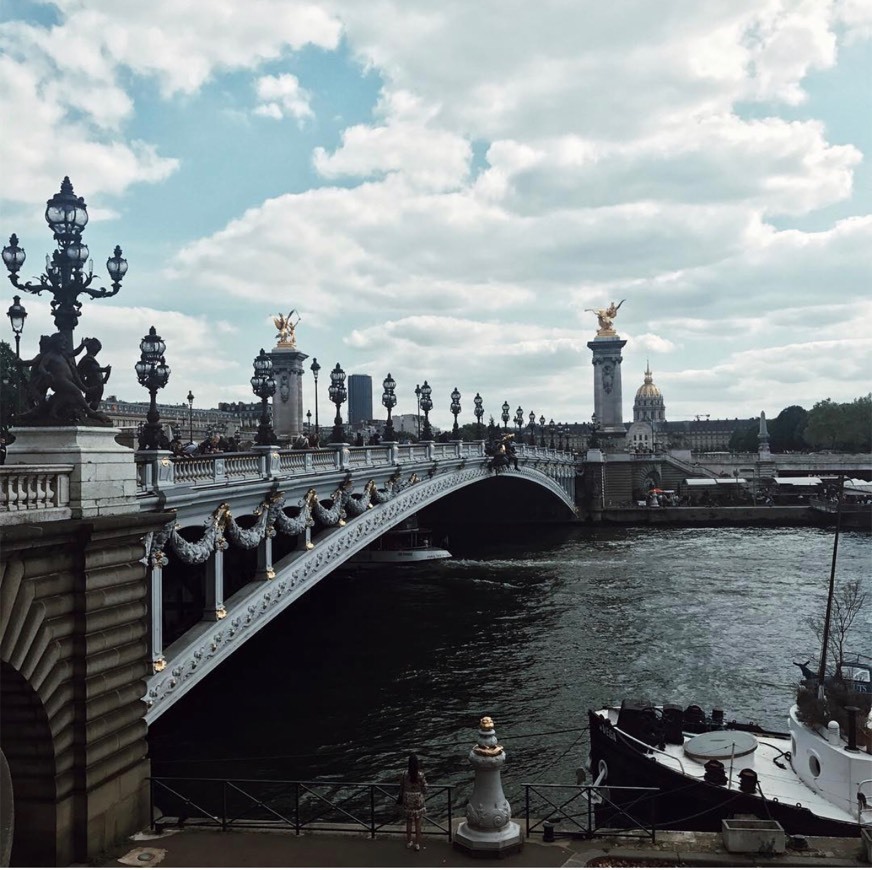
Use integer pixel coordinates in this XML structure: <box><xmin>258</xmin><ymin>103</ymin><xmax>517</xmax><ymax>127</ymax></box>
<box><xmin>92</xmin><ymin>825</ymin><xmax>871</xmax><ymax>868</ymax></box>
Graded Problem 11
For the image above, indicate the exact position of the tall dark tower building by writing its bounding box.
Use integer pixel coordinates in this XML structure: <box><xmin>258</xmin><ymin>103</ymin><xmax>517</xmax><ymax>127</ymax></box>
<box><xmin>347</xmin><ymin>374</ymin><xmax>373</xmax><ymax>426</ymax></box>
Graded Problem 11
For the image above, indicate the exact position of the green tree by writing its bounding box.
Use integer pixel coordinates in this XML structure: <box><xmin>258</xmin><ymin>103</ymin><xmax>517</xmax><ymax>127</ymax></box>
<box><xmin>804</xmin><ymin>397</ymin><xmax>871</xmax><ymax>452</ymax></box>
<box><xmin>729</xmin><ymin>420</ymin><xmax>757</xmax><ymax>452</ymax></box>
<box><xmin>0</xmin><ymin>340</ymin><xmax>28</xmax><ymax>434</ymax></box>
<box><xmin>770</xmin><ymin>405</ymin><xmax>808</xmax><ymax>452</ymax></box>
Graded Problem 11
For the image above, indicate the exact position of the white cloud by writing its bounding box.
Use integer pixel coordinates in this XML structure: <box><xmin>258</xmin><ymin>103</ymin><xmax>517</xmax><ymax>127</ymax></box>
<box><xmin>254</xmin><ymin>73</ymin><xmax>314</xmax><ymax>122</ymax></box>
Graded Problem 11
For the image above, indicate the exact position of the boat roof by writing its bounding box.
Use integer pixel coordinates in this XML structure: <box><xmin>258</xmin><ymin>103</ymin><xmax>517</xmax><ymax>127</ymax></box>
<box><xmin>683</xmin><ymin>478</ymin><xmax>747</xmax><ymax>486</ymax></box>
<box><xmin>774</xmin><ymin>476</ymin><xmax>822</xmax><ymax>485</ymax></box>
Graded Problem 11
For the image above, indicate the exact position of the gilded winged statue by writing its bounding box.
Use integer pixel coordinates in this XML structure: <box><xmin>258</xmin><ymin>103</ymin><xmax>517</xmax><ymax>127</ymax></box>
<box><xmin>273</xmin><ymin>310</ymin><xmax>301</xmax><ymax>347</ymax></box>
<box><xmin>585</xmin><ymin>299</ymin><xmax>625</xmax><ymax>336</ymax></box>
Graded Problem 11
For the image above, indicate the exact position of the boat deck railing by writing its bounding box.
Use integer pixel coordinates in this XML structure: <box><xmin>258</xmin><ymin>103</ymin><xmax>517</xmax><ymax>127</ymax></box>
<box><xmin>523</xmin><ymin>783</ymin><xmax>659</xmax><ymax>842</ymax></box>
<box><xmin>148</xmin><ymin>776</ymin><xmax>454</xmax><ymax>840</ymax></box>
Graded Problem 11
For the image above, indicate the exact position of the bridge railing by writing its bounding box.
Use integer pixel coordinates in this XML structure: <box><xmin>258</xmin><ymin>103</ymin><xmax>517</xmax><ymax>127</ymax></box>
<box><xmin>133</xmin><ymin>441</ymin><xmax>575</xmax><ymax>496</ymax></box>
<box><xmin>0</xmin><ymin>465</ymin><xmax>74</xmax><ymax>524</ymax></box>
<box><xmin>149</xmin><ymin>776</ymin><xmax>454</xmax><ymax>840</ymax></box>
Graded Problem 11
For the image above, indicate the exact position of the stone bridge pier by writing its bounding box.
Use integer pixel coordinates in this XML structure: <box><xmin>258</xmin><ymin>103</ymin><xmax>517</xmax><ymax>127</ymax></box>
<box><xmin>0</xmin><ymin>430</ymin><xmax>171</xmax><ymax>865</ymax></box>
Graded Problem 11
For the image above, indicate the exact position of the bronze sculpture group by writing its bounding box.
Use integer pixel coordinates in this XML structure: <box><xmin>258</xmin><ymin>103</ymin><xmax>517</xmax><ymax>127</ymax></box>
<box><xmin>17</xmin><ymin>332</ymin><xmax>113</xmax><ymax>426</ymax></box>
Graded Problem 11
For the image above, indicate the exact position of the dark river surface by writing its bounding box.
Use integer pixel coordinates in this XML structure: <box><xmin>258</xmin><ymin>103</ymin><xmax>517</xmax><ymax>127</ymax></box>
<box><xmin>148</xmin><ymin>524</ymin><xmax>870</xmax><ymax>809</ymax></box>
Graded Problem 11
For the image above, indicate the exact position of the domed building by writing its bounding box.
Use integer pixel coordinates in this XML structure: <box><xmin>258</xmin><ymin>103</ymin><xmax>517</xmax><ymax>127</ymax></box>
<box><xmin>626</xmin><ymin>363</ymin><xmax>666</xmax><ymax>453</ymax></box>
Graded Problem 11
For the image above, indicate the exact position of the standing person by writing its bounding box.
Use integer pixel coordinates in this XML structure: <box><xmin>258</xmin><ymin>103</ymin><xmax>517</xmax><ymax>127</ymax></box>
<box><xmin>399</xmin><ymin>753</ymin><xmax>427</xmax><ymax>851</ymax></box>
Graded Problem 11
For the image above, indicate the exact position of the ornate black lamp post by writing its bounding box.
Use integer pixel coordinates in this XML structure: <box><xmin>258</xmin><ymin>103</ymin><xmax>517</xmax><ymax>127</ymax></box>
<box><xmin>6</xmin><ymin>295</ymin><xmax>27</xmax><ymax>358</ymax></box>
<box><xmin>415</xmin><ymin>384</ymin><xmax>422</xmax><ymax>439</ymax></box>
<box><xmin>135</xmin><ymin>327</ymin><xmax>170</xmax><ymax>450</ymax></box>
<box><xmin>6</xmin><ymin>295</ymin><xmax>27</xmax><ymax>418</ymax></box>
<box><xmin>310</xmin><ymin>357</ymin><xmax>321</xmax><ymax>441</ymax></box>
<box><xmin>450</xmin><ymin>387</ymin><xmax>461</xmax><ymax>438</ymax></box>
<box><xmin>382</xmin><ymin>372</ymin><xmax>397</xmax><ymax>441</ymax></box>
<box><xmin>528</xmin><ymin>410</ymin><xmax>536</xmax><ymax>445</ymax></box>
<box><xmin>539</xmin><ymin>414</ymin><xmax>546</xmax><ymax>447</ymax></box>
<box><xmin>474</xmin><ymin>392</ymin><xmax>484</xmax><ymax>439</ymax></box>
<box><xmin>306</xmin><ymin>409</ymin><xmax>312</xmax><ymax>433</ymax></box>
<box><xmin>3</xmin><ymin>178</ymin><xmax>127</xmax><ymax>348</ymax></box>
<box><xmin>251</xmin><ymin>349</ymin><xmax>277</xmax><ymax>445</ymax></box>
<box><xmin>419</xmin><ymin>381</ymin><xmax>433</xmax><ymax>440</ymax></box>
<box><xmin>548</xmin><ymin>418</ymin><xmax>555</xmax><ymax>449</ymax></box>
<box><xmin>514</xmin><ymin>406</ymin><xmax>523</xmax><ymax>435</ymax></box>
<box><xmin>501</xmin><ymin>401</ymin><xmax>510</xmax><ymax>431</ymax></box>
<box><xmin>186</xmin><ymin>390</ymin><xmax>194</xmax><ymax>442</ymax></box>
<box><xmin>327</xmin><ymin>362</ymin><xmax>347</xmax><ymax>444</ymax></box>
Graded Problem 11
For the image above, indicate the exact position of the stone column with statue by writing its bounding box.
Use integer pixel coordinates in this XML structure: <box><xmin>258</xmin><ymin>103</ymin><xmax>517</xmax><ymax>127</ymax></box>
<box><xmin>268</xmin><ymin>310</ymin><xmax>308</xmax><ymax>440</ymax></box>
<box><xmin>585</xmin><ymin>300</ymin><xmax>628</xmax><ymax>444</ymax></box>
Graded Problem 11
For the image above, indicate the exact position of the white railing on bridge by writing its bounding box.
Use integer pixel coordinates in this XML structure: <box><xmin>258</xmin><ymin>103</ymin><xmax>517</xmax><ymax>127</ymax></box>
<box><xmin>0</xmin><ymin>465</ymin><xmax>73</xmax><ymax>524</ymax></box>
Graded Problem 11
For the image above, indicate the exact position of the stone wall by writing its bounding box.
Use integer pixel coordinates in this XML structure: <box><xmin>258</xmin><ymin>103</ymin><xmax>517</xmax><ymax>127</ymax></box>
<box><xmin>0</xmin><ymin>509</ymin><xmax>171</xmax><ymax>865</ymax></box>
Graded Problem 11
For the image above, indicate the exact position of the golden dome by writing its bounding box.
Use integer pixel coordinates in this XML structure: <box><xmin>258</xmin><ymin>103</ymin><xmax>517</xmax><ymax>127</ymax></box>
<box><xmin>635</xmin><ymin>363</ymin><xmax>662</xmax><ymax>400</ymax></box>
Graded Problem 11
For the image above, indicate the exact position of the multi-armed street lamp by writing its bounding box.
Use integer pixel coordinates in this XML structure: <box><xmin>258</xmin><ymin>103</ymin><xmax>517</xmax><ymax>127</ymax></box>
<box><xmin>501</xmin><ymin>401</ymin><xmax>510</xmax><ymax>432</ymax></box>
<box><xmin>382</xmin><ymin>373</ymin><xmax>397</xmax><ymax>441</ymax></box>
<box><xmin>514</xmin><ymin>406</ymin><xmax>524</xmax><ymax>436</ymax></box>
<box><xmin>251</xmin><ymin>349</ymin><xmax>277</xmax><ymax>445</ymax></box>
<box><xmin>310</xmin><ymin>357</ymin><xmax>321</xmax><ymax>442</ymax></box>
<box><xmin>2</xmin><ymin>177</ymin><xmax>127</xmax><ymax>349</ymax></box>
<box><xmin>450</xmin><ymin>387</ymin><xmax>462</xmax><ymax>439</ymax></box>
<box><xmin>328</xmin><ymin>363</ymin><xmax>347</xmax><ymax>444</ymax></box>
<box><xmin>135</xmin><ymin>327</ymin><xmax>171</xmax><ymax>450</ymax></box>
<box><xmin>539</xmin><ymin>414</ymin><xmax>546</xmax><ymax>447</ymax></box>
<box><xmin>474</xmin><ymin>393</ymin><xmax>484</xmax><ymax>439</ymax></box>
<box><xmin>419</xmin><ymin>381</ymin><xmax>433</xmax><ymax>440</ymax></box>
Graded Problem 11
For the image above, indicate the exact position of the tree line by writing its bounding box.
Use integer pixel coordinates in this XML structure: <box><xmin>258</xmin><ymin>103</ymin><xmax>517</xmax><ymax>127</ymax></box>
<box><xmin>729</xmin><ymin>395</ymin><xmax>872</xmax><ymax>453</ymax></box>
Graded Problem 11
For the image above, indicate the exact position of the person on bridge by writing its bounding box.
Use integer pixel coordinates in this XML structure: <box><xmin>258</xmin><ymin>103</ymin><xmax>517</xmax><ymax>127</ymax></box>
<box><xmin>399</xmin><ymin>752</ymin><xmax>427</xmax><ymax>851</ymax></box>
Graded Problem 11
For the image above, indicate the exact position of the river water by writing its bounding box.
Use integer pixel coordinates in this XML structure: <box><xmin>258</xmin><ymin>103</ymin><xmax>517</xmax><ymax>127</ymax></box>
<box><xmin>148</xmin><ymin>525</ymin><xmax>870</xmax><ymax>808</ymax></box>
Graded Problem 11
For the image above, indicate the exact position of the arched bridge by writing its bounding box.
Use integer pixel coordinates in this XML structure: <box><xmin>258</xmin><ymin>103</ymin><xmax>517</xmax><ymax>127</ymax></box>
<box><xmin>138</xmin><ymin>441</ymin><xmax>576</xmax><ymax>722</ymax></box>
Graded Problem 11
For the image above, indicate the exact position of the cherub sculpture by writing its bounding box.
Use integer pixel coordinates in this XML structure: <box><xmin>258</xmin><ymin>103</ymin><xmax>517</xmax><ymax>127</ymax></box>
<box><xmin>585</xmin><ymin>299</ymin><xmax>625</xmax><ymax>336</ymax></box>
<box><xmin>273</xmin><ymin>310</ymin><xmax>301</xmax><ymax>347</ymax></box>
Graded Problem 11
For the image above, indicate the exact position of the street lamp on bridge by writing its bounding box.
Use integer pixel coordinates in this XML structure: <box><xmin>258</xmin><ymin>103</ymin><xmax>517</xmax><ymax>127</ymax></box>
<box><xmin>539</xmin><ymin>414</ymin><xmax>546</xmax><ymax>447</ymax></box>
<box><xmin>186</xmin><ymin>390</ymin><xmax>194</xmax><ymax>443</ymax></box>
<box><xmin>474</xmin><ymin>393</ymin><xmax>484</xmax><ymax>439</ymax></box>
<box><xmin>415</xmin><ymin>384</ymin><xmax>422</xmax><ymax>439</ymax></box>
<box><xmin>382</xmin><ymin>372</ymin><xmax>397</xmax><ymax>441</ymax></box>
<box><xmin>3</xmin><ymin>177</ymin><xmax>128</xmax><ymax>348</ymax></box>
<box><xmin>501</xmin><ymin>401</ymin><xmax>510</xmax><ymax>431</ymax></box>
<box><xmin>310</xmin><ymin>357</ymin><xmax>321</xmax><ymax>443</ymax></box>
<box><xmin>328</xmin><ymin>362</ymin><xmax>348</xmax><ymax>444</ymax></box>
<box><xmin>528</xmin><ymin>410</ymin><xmax>536</xmax><ymax>445</ymax></box>
<box><xmin>135</xmin><ymin>327</ymin><xmax>170</xmax><ymax>450</ymax></box>
<box><xmin>514</xmin><ymin>406</ymin><xmax>523</xmax><ymax>436</ymax></box>
<box><xmin>6</xmin><ymin>295</ymin><xmax>27</xmax><ymax>359</ymax></box>
<box><xmin>419</xmin><ymin>381</ymin><xmax>433</xmax><ymax>440</ymax></box>
<box><xmin>549</xmin><ymin>418</ymin><xmax>555</xmax><ymax>449</ymax></box>
<box><xmin>251</xmin><ymin>349</ymin><xmax>277</xmax><ymax>446</ymax></box>
<box><xmin>450</xmin><ymin>387</ymin><xmax>461</xmax><ymax>439</ymax></box>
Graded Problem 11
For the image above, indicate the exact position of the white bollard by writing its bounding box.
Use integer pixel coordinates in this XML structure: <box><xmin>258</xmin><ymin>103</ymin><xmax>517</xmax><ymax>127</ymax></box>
<box><xmin>453</xmin><ymin>716</ymin><xmax>523</xmax><ymax>856</ymax></box>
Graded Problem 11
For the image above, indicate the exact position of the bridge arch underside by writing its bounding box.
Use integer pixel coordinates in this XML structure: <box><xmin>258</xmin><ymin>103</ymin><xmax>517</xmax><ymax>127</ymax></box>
<box><xmin>0</xmin><ymin>661</ymin><xmax>56</xmax><ymax>867</ymax></box>
<box><xmin>421</xmin><ymin>473</ymin><xmax>578</xmax><ymax>527</ymax></box>
<box><xmin>146</xmin><ymin>467</ymin><xmax>575</xmax><ymax>721</ymax></box>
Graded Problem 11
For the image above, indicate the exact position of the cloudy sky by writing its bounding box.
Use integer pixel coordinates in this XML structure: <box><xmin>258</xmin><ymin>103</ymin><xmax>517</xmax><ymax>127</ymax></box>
<box><xmin>1</xmin><ymin>0</ymin><xmax>870</xmax><ymax>429</ymax></box>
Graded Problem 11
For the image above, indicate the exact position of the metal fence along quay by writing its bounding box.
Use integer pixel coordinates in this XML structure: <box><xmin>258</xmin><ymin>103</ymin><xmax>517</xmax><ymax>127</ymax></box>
<box><xmin>149</xmin><ymin>777</ymin><xmax>455</xmax><ymax>840</ymax></box>
<box><xmin>523</xmin><ymin>783</ymin><xmax>659</xmax><ymax>842</ymax></box>
<box><xmin>149</xmin><ymin>777</ymin><xmax>659</xmax><ymax>843</ymax></box>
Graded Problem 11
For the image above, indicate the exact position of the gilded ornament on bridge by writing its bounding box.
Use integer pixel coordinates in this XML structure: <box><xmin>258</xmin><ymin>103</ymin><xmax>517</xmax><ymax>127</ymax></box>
<box><xmin>273</xmin><ymin>310</ymin><xmax>301</xmax><ymax>348</ymax></box>
<box><xmin>585</xmin><ymin>299</ymin><xmax>625</xmax><ymax>337</ymax></box>
<box><xmin>480</xmin><ymin>716</ymin><xmax>494</xmax><ymax>730</ymax></box>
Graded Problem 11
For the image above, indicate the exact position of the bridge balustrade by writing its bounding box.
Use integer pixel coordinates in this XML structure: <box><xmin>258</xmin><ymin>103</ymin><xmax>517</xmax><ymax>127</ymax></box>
<box><xmin>0</xmin><ymin>465</ymin><xmax>73</xmax><ymax>523</ymax></box>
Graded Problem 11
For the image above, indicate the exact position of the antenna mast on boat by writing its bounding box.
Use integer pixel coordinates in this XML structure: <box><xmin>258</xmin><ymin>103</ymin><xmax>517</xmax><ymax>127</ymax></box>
<box><xmin>816</xmin><ymin>475</ymin><xmax>845</xmax><ymax>699</ymax></box>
